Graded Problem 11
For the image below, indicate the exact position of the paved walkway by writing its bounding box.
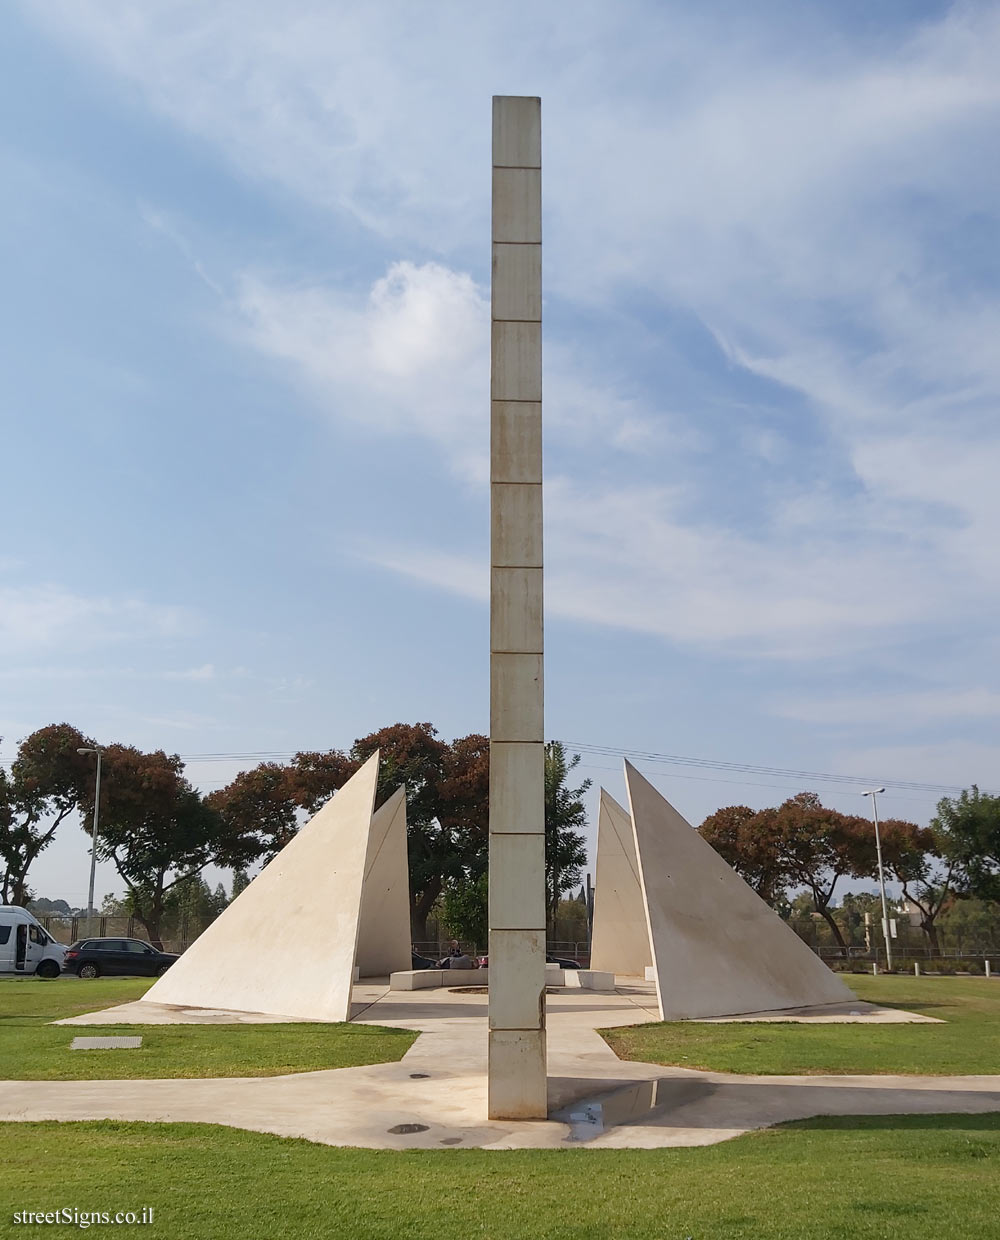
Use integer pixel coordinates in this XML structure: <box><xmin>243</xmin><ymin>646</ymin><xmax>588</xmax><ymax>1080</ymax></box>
<box><xmin>2</xmin><ymin>983</ymin><xmax>998</xmax><ymax>1150</ymax></box>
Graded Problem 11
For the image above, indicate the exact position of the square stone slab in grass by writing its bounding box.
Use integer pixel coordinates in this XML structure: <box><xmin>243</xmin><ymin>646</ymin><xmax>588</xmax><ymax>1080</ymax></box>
<box><xmin>70</xmin><ymin>1036</ymin><xmax>143</xmax><ymax>1050</ymax></box>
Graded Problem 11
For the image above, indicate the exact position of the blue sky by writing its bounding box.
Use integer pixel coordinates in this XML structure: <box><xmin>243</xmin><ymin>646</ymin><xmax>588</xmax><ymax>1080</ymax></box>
<box><xmin>2</xmin><ymin>0</ymin><xmax>999</xmax><ymax>907</ymax></box>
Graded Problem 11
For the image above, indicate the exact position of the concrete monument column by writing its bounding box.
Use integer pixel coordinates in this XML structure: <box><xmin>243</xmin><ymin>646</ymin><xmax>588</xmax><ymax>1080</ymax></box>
<box><xmin>488</xmin><ymin>94</ymin><xmax>547</xmax><ymax>1119</ymax></box>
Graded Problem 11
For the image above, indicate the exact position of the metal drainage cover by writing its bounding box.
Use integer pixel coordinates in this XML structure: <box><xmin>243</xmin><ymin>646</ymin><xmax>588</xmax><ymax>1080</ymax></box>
<box><xmin>71</xmin><ymin>1037</ymin><xmax>143</xmax><ymax>1050</ymax></box>
<box><xmin>388</xmin><ymin>1123</ymin><xmax>429</xmax><ymax>1135</ymax></box>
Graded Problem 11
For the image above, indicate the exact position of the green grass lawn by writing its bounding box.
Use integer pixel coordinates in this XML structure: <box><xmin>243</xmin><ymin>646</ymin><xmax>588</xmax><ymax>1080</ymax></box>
<box><xmin>0</xmin><ymin>978</ymin><xmax>416</xmax><ymax>1080</ymax></box>
<box><xmin>602</xmin><ymin>975</ymin><xmax>1000</xmax><ymax>1076</ymax></box>
<box><xmin>2</xmin><ymin>1115</ymin><xmax>999</xmax><ymax>1239</ymax></box>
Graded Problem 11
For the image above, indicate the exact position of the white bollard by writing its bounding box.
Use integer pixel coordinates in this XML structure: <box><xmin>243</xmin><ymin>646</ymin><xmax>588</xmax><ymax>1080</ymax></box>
<box><xmin>872</xmin><ymin>962</ymin><xmax>879</xmax><ymax>976</ymax></box>
<box><xmin>914</xmin><ymin>961</ymin><xmax>920</xmax><ymax>977</ymax></box>
<box><xmin>987</xmin><ymin>960</ymin><xmax>992</xmax><ymax>979</ymax></box>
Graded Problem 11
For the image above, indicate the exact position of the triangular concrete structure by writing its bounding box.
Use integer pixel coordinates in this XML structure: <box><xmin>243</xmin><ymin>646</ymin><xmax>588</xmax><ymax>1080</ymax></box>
<box><xmin>624</xmin><ymin>761</ymin><xmax>852</xmax><ymax>1019</ymax></box>
<box><xmin>590</xmin><ymin>789</ymin><xmax>652</xmax><ymax>976</ymax></box>
<box><xmin>143</xmin><ymin>752</ymin><xmax>405</xmax><ymax>1021</ymax></box>
<box><xmin>356</xmin><ymin>785</ymin><xmax>411</xmax><ymax>978</ymax></box>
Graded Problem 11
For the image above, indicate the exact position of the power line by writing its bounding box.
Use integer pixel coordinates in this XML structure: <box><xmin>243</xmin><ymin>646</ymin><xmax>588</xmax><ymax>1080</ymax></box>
<box><xmin>563</xmin><ymin>741</ymin><xmax>997</xmax><ymax>798</ymax></box>
<box><xmin>574</xmin><ymin>760</ymin><xmax>948</xmax><ymax>806</ymax></box>
<box><xmin>2</xmin><ymin>740</ymin><xmax>994</xmax><ymax>800</ymax></box>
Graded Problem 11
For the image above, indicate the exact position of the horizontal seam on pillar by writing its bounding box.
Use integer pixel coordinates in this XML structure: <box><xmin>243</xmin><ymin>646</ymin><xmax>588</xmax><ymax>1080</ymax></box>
<box><xmin>492</xmin><ymin>164</ymin><xmax>541</xmax><ymax>171</ymax></box>
<box><xmin>489</xmin><ymin>398</ymin><xmax>542</xmax><ymax>404</ymax></box>
<box><xmin>491</xmin><ymin>240</ymin><xmax>542</xmax><ymax>246</ymax></box>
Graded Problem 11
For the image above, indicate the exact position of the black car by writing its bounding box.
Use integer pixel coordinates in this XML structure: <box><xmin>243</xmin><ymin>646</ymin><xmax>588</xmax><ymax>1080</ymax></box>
<box><xmin>62</xmin><ymin>938</ymin><xmax>178</xmax><ymax>979</ymax></box>
<box><xmin>546</xmin><ymin>954</ymin><xmax>582</xmax><ymax>969</ymax></box>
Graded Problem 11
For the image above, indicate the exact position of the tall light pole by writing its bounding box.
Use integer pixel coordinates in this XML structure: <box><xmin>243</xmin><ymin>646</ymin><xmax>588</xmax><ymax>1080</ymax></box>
<box><xmin>77</xmin><ymin>747</ymin><xmax>103</xmax><ymax>937</ymax></box>
<box><xmin>862</xmin><ymin>787</ymin><xmax>892</xmax><ymax>971</ymax></box>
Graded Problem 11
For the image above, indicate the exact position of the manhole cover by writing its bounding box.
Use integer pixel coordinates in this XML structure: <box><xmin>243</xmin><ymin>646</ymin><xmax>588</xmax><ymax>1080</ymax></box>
<box><xmin>71</xmin><ymin>1036</ymin><xmax>142</xmax><ymax>1050</ymax></box>
<box><xmin>388</xmin><ymin>1123</ymin><xmax>429</xmax><ymax>1134</ymax></box>
<box><xmin>439</xmin><ymin>1137</ymin><xmax>463</xmax><ymax>1145</ymax></box>
<box><xmin>409</xmin><ymin>1072</ymin><xmax>430</xmax><ymax>1079</ymax></box>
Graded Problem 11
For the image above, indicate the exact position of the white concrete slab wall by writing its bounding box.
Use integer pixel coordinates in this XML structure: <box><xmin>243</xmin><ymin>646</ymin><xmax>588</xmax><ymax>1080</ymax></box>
<box><xmin>142</xmin><ymin>753</ymin><xmax>382</xmax><ymax>1021</ymax></box>
<box><xmin>590</xmin><ymin>789</ymin><xmax>653</xmax><ymax>976</ymax></box>
<box><xmin>356</xmin><ymin>786</ymin><xmax>412</xmax><ymax>979</ymax></box>
<box><xmin>488</xmin><ymin>94</ymin><xmax>547</xmax><ymax>1120</ymax></box>
<box><xmin>624</xmin><ymin>762</ymin><xmax>853</xmax><ymax>1019</ymax></box>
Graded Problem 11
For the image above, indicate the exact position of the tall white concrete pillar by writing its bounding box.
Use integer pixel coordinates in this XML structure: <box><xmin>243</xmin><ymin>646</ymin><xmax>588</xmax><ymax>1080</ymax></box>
<box><xmin>488</xmin><ymin>94</ymin><xmax>547</xmax><ymax>1120</ymax></box>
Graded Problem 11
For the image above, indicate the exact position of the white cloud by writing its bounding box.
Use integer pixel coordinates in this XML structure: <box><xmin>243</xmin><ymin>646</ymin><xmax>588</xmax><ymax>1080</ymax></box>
<box><xmin>362</xmin><ymin>469</ymin><xmax>963</xmax><ymax>659</ymax></box>
<box><xmin>236</xmin><ymin>260</ymin><xmax>490</xmax><ymax>480</ymax></box>
<box><xmin>163</xmin><ymin>664</ymin><xmax>217</xmax><ymax>682</ymax></box>
<box><xmin>234</xmin><ymin>259</ymin><xmax>678</xmax><ymax>482</ymax></box>
<box><xmin>21</xmin><ymin>1</ymin><xmax>1000</xmax><ymax>663</ymax></box>
<box><xmin>0</xmin><ymin>583</ymin><xmax>189</xmax><ymax>652</ymax></box>
<box><xmin>774</xmin><ymin>688</ymin><xmax>1000</xmax><ymax>729</ymax></box>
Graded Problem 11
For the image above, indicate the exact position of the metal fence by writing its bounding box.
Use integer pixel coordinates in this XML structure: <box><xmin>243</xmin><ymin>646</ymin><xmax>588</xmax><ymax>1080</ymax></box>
<box><xmin>36</xmin><ymin>914</ymin><xmax>212</xmax><ymax>955</ymax></box>
<box><xmin>413</xmin><ymin>940</ymin><xmax>591</xmax><ymax>965</ymax></box>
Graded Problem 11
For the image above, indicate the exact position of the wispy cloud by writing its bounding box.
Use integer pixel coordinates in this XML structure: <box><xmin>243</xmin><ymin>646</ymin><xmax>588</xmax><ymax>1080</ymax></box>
<box><xmin>0</xmin><ymin>582</ymin><xmax>191</xmax><ymax>652</ymax></box>
<box><xmin>21</xmin><ymin>0</ymin><xmax>1000</xmax><ymax>666</ymax></box>
<box><xmin>774</xmin><ymin>688</ymin><xmax>1000</xmax><ymax>729</ymax></box>
<box><xmin>162</xmin><ymin>663</ymin><xmax>217</xmax><ymax>681</ymax></box>
<box><xmin>235</xmin><ymin>261</ymin><xmax>491</xmax><ymax>481</ymax></box>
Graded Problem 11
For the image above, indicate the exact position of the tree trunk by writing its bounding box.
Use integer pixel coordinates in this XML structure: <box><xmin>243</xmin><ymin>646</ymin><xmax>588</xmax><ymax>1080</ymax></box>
<box><xmin>411</xmin><ymin>879</ymin><xmax>442</xmax><ymax>943</ymax></box>
<box><xmin>921</xmin><ymin>918</ymin><xmax>940</xmax><ymax>955</ymax></box>
<box><xmin>132</xmin><ymin>886</ymin><xmax>166</xmax><ymax>950</ymax></box>
<box><xmin>11</xmin><ymin>872</ymin><xmax>29</xmax><ymax>907</ymax></box>
<box><xmin>816</xmin><ymin>904</ymin><xmax>847</xmax><ymax>949</ymax></box>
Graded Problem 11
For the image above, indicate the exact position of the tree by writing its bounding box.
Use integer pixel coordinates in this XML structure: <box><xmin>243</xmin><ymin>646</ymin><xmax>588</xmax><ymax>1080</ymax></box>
<box><xmin>165</xmin><ymin>874</ymin><xmax>229</xmax><ymax>945</ymax></box>
<box><xmin>771</xmin><ymin>793</ymin><xmax>875</xmax><ymax>949</ymax></box>
<box><xmin>544</xmin><ymin>742</ymin><xmax>589</xmax><ymax>931</ymax></box>
<box><xmin>939</xmin><ymin>897</ymin><xmax>1000</xmax><ymax>953</ymax></box>
<box><xmin>285</xmin><ymin>723</ymin><xmax>490</xmax><ymax>939</ymax></box>
<box><xmin>879</xmin><ymin>816</ymin><xmax>950</xmax><ymax>953</ymax></box>
<box><xmin>699</xmin><ymin>804</ymin><xmax>788</xmax><ymax>904</ymax></box>
<box><xmin>441</xmin><ymin>873</ymin><xmax>488</xmax><ymax>948</ymax></box>
<box><xmin>932</xmin><ymin>786</ymin><xmax>1000</xmax><ymax>904</ymax></box>
<box><xmin>230</xmin><ymin>869</ymin><xmax>250</xmax><ymax>901</ymax></box>
<box><xmin>350</xmin><ymin>723</ymin><xmax>489</xmax><ymax>940</ymax></box>
<box><xmin>285</xmin><ymin>748</ymin><xmax>354</xmax><ymax>816</ymax></box>
<box><xmin>0</xmin><ymin>724</ymin><xmax>94</xmax><ymax>905</ymax></box>
<box><xmin>837</xmin><ymin>890</ymin><xmax>885</xmax><ymax>947</ymax></box>
<box><xmin>79</xmin><ymin>745</ymin><xmax>233</xmax><ymax>946</ymax></box>
<box><xmin>207</xmin><ymin>763</ymin><xmax>300</xmax><ymax>866</ymax></box>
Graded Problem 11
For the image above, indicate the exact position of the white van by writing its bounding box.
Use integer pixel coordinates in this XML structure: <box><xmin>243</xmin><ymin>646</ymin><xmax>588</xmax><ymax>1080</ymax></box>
<box><xmin>0</xmin><ymin>906</ymin><xmax>67</xmax><ymax>979</ymax></box>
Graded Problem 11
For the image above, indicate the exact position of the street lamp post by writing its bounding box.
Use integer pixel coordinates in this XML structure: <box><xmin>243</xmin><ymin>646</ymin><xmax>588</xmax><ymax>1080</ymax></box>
<box><xmin>77</xmin><ymin>748</ymin><xmax>103</xmax><ymax>937</ymax></box>
<box><xmin>862</xmin><ymin>787</ymin><xmax>893</xmax><ymax>972</ymax></box>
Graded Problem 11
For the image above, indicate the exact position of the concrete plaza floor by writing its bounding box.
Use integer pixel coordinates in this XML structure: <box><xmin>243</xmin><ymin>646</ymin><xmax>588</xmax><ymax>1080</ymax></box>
<box><xmin>2</xmin><ymin>980</ymin><xmax>998</xmax><ymax>1150</ymax></box>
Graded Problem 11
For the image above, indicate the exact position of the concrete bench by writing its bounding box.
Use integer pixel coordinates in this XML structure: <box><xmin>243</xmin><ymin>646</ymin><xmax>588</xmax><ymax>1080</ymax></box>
<box><xmin>389</xmin><ymin>968</ymin><xmax>487</xmax><ymax>990</ymax></box>
<box><xmin>557</xmin><ymin>968</ymin><xmax>615</xmax><ymax>991</ymax></box>
<box><xmin>544</xmin><ymin>963</ymin><xmax>614</xmax><ymax>989</ymax></box>
<box><xmin>389</xmin><ymin>966</ymin><xmax>614</xmax><ymax>992</ymax></box>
